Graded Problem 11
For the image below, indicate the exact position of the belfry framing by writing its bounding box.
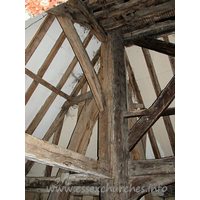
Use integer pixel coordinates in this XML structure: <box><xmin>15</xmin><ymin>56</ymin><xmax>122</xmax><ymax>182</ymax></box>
<box><xmin>25</xmin><ymin>0</ymin><xmax>175</xmax><ymax>199</ymax></box>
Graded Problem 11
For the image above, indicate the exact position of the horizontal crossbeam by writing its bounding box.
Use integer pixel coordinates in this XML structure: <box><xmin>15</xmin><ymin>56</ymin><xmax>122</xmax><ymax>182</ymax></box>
<box><xmin>25</xmin><ymin>134</ymin><xmax>109</xmax><ymax>178</ymax></box>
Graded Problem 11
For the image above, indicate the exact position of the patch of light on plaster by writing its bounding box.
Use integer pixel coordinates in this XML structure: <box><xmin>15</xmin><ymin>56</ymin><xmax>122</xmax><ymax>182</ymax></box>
<box><xmin>74</xmin><ymin>23</ymin><xmax>90</xmax><ymax>42</ymax></box>
<box><xmin>156</xmin><ymin>140</ymin><xmax>165</xmax><ymax>157</ymax></box>
<box><xmin>146</xmin><ymin>134</ymin><xmax>155</xmax><ymax>159</ymax></box>
<box><xmin>25</xmin><ymin>12</ymin><xmax>31</xmax><ymax>21</ymax></box>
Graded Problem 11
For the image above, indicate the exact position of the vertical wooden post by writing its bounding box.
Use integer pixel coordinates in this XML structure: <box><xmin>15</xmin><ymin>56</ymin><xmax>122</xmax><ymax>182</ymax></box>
<box><xmin>98</xmin><ymin>30</ymin><xmax>129</xmax><ymax>199</ymax></box>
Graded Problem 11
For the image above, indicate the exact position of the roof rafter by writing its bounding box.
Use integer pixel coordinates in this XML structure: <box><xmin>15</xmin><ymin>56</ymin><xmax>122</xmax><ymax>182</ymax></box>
<box><xmin>123</xmin><ymin>20</ymin><xmax>175</xmax><ymax>41</ymax></box>
<box><xmin>25</xmin><ymin>68</ymin><xmax>71</xmax><ymax>101</ymax></box>
<box><xmin>57</xmin><ymin>15</ymin><xmax>104</xmax><ymax>112</ymax></box>
<box><xmin>126</xmin><ymin>37</ymin><xmax>175</xmax><ymax>56</ymax></box>
<box><xmin>68</xmin><ymin>0</ymin><xmax>107</xmax><ymax>42</ymax></box>
<box><xmin>25</xmin><ymin>14</ymin><xmax>55</xmax><ymax>65</ymax></box>
<box><xmin>102</xmin><ymin>0</ymin><xmax>175</xmax><ymax>31</ymax></box>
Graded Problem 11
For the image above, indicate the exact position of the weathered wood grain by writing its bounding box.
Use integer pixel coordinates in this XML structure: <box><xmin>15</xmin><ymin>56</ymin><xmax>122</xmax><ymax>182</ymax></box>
<box><xmin>129</xmin><ymin>174</ymin><xmax>175</xmax><ymax>199</ymax></box>
<box><xmin>123</xmin><ymin>20</ymin><xmax>175</xmax><ymax>41</ymax></box>
<box><xmin>63</xmin><ymin>92</ymin><xmax>92</xmax><ymax>108</ymax></box>
<box><xmin>57</xmin><ymin>15</ymin><xmax>104</xmax><ymax>112</ymax></box>
<box><xmin>25</xmin><ymin>134</ymin><xmax>109</xmax><ymax>178</ymax></box>
<box><xmin>129</xmin><ymin>156</ymin><xmax>175</xmax><ymax>177</ymax></box>
<box><xmin>102</xmin><ymin>0</ymin><xmax>174</xmax><ymax>31</ymax></box>
<box><xmin>44</xmin><ymin>120</ymin><xmax>63</xmax><ymax>177</ymax></box>
<box><xmin>94</xmin><ymin>0</ymin><xmax>170</xmax><ymax>20</ymax></box>
<box><xmin>124</xmin><ymin>107</ymin><xmax>175</xmax><ymax>118</ymax></box>
<box><xmin>98</xmin><ymin>30</ymin><xmax>129</xmax><ymax>199</ymax></box>
<box><xmin>126</xmin><ymin>37</ymin><xmax>175</xmax><ymax>56</ymax></box>
<box><xmin>25</xmin><ymin>68</ymin><xmax>71</xmax><ymax>101</ymax></box>
<box><xmin>68</xmin><ymin>0</ymin><xmax>107</xmax><ymax>42</ymax></box>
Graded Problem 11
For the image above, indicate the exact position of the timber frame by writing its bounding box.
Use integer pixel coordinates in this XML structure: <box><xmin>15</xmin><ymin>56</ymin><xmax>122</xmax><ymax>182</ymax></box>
<box><xmin>25</xmin><ymin>0</ymin><xmax>175</xmax><ymax>199</ymax></box>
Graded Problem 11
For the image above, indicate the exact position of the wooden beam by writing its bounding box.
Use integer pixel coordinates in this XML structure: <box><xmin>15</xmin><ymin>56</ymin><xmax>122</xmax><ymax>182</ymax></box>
<box><xmin>25</xmin><ymin>68</ymin><xmax>71</xmax><ymax>101</ymax></box>
<box><xmin>72</xmin><ymin>47</ymin><xmax>101</xmax><ymax>97</ymax></box>
<box><xmin>125</xmin><ymin>37</ymin><xmax>175</xmax><ymax>56</ymax></box>
<box><xmin>128</xmin><ymin>75</ymin><xmax>175</xmax><ymax>151</ymax></box>
<box><xmin>26</xmin><ymin>173</ymin><xmax>102</xmax><ymax>193</ymax></box>
<box><xmin>124</xmin><ymin>109</ymin><xmax>151</xmax><ymax>118</ymax></box>
<box><xmin>98</xmin><ymin>30</ymin><xmax>129</xmax><ymax>199</ymax></box>
<box><xmin>126</xmin><ymin>51</ymin><xmax>161</xmax><ymax>159</ymax></box>
<box><xmin>62</xmin><ymin>92</ymin><xmax>92</xmax><ymax>108</ymax></box>
<box><xmin>142</xmin><ymin>48</ymin><xmax>175</xmax><ymax>154</ymax></box>
<box><xmin>87</xmin><ymin>0</ymin><xmax>117</xmax><ymax>10</ymax></box>
<box><xmin>129</xmin><ymin>157</ymin><xmax>175</xmax><ymax>199</ymax></box>
<box><xmin>67</xmin><ymin>98</ymin><xmax>99</xmax><ymax>154</ymax></box>
<box><xmin>161</xmin><ymin>107</ymin><xmax>175</xmax><ymax>116</ymax></box>
<box><xmin>132</xmin><ymin>103</ymin><xmax>144</xmax><ymax>109</ymax></box>
<box><xmin>123</xmin><ymin>20</ymin><xmax>175</xmax><ymax>42</ymax></box>
<box><xmin>25</xmin><ymin>134</ymin><xmax>109</xmax><ymax>178</ymax></box>
<box><xmin>94</xmin><ymin>0</ymin><xmax>170</xmax><ymax>19</ymax></box>
<box><xmin>124</xmin><ymin>107</ymin><xmax>175</xmax><ymax>118</ymax></box>
<box><xmin>25</xmin><ymin>14</ymin><xmax>55</xmax><ymax>65</ymax></box>
<box><xmin>129</xmin><ymin>174</ymin><xmax>175</xmax><ymax>199</ymax></box>
<box><xmin>77</xmin><ymin>82</ymin><xmax>88</xmax><ymax>120</ymax></box>
<box><xmin>44</xmin><ymin>120</ymin><xmax>63</xmax><ymax>177</ymax></box>
<box><xmin>57</xmin><ymin>15</ymin><xmax>104</xmax><ymax>112</ymax></box>
<box><xmin>102</xmin><ymin>0</ymin><xmax>175</xmax><ymax>31</ymax></box>
<box><xmin>68</xmin><ymin>0</ymin><xmax>107</xmax><ymax>42</ymax></box>
<box><xmin>129</xmin><ymin>156</ymin><xmax>175</xmax><ymax>177</ymax></box>
<box><xmin>25</xmin><ymin>31</ymin><xmax>66</xmax><ymax>105</ymax></box>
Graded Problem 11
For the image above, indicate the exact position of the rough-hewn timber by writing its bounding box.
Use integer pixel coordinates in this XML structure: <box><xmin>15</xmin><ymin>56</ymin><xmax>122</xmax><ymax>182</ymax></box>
<box><xmin>57</xmin><ymin>15</ymin><xmax>104</xmax><ymax>112</ymax></box>
<box><xmin>25</xmin><ymin>134</ymin><xmax>109</xmax><ymax>178</ymax></box>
